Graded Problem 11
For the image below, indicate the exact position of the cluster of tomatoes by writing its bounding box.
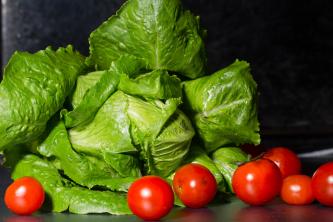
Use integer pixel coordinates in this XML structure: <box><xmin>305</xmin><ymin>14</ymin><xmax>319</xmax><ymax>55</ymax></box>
<box><xmin>3</xmin><ymin>146</ymin><xmax>333</xmax><ymax>221</ymax></box>
<box><xmin>233</xmin><ymin>147</ymin><xmax>333</xmax><ymax>208</ymax></box>
<box><xmin>128</xmin><ymin>146</ymin><xmax>333</xmax><ymax>220</ymax></box>
<box><xmin>128</xmin><ymin>163</ymin><xmax>217</xmax><ymax>220</ymax></box>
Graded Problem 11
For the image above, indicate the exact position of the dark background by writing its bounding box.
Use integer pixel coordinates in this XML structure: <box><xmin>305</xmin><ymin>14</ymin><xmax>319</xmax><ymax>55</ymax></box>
<box><xmin>1</xmin><ymin>0</ymin><xmax>333</xmax><ymax>152</ymax></box>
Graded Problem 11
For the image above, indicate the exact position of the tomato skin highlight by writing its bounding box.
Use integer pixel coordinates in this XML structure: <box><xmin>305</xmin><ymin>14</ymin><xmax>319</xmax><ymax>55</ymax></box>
<box><xmin>281</xmin><ymin>175</ymin><xmax>314</xmax><ymax>205</ymax></box>
<box><xmin>263</xmin><ymin>146</ymin><xmax>301</xmax><ymax>178</ymax></box>
<box><xmin>232</xmin><ymin>159</ymin><xmax>282</xmax><ymax>206</ymax></box>
<box><xmin>127</xmin><ymin>176</ymin><xmax>174</xmax><ymax>220</ymax></box>
<box><xmin>312</xmin><ymin>162</ymin><xmax>333</xmax><ymax>207</ymax></box>
<box><xmin>173</xmin><ymin>163</ymin><xmax>217</xmax><ymax>208</ymax></box>
<box><xmin>4</xmin><ymin>177</ymin><xmax>45</xmax><ymax>215</ymax></box>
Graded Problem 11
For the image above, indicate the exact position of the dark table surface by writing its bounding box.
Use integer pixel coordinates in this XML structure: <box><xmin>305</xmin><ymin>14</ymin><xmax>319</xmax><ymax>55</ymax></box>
<box><xmin>1</xmin><ymin>156</ymin><xmax>333</xmax><ymax>222</ymax></box>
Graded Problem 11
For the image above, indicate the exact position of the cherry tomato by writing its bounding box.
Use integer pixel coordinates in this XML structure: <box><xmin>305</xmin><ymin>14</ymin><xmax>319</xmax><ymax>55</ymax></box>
<box><xmin>312</xmin><ymin>162</ymin><xmax>333</xmax><ymax>207</ymax></box>
<box><xmin>263</xmin><ymin>146</ymin><xmax>301</xmax><ymax>178</ymax></box>
<box><xmin>232</xmin><ymin>158</ymin><xmax>282</xmax><ymax>206</ymax></box>
<box><xmin>280</xmin><ymin>175</ymin><xmax>314</xmax><ymax>205</ymax></box>
<box><xmin>173</xmin><ymin>163</ymin><xmax>217</xmax><ymax>208</ymax></box>
<box><xmin>4</xmin><ymin>177</ymin><xmax>45</xmax><ymax>215</ymax></box>
<box><xmin>127</xmin><ymin>176</ymin><xmax>174</xmax><ymax>220</ymax></box>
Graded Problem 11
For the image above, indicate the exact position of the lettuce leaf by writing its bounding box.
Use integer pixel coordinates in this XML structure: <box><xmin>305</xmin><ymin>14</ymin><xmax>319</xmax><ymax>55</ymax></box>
<box><xmin>183</xmin><ymin>60</ymin><xmax>260</xmax><ymax>152</ymax></box>
<box><xmin>70</xmin><ymin>90</ymin><xmax>194</xmax><ymax>178</ymax></box>
<box><xmin>118</xmin><ymin>69</ymin><xmax>182</xmax><ymax>100</ymax></box>
<box><xmin>87</xmin><ymin>0</ymin><xmax>206</xmax><ymax>79</ymax></box>
<box><xmin>37</xmin><ymin>121</ymin><xmax>139</xmax><ymax>191</ymax></box>
<box><xmin>69</xmin><ymin>91</ymin><xmax>137</xmax><ymax>155</ymax></box>
<box><xmin>10</xmin><ymin>154</ymin><xmax>131</xmax><ymax>214</ymax></box>
<box><xmin>0</xmin><ymin>46</ymin><xmax>85</xmax><ymax>150</ymax></box>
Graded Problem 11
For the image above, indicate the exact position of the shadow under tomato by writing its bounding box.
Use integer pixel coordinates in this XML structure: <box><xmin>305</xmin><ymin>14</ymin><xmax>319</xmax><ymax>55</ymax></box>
<box><xmin>234</xmin><ymin>206</ymin><xmax>275</xmax><ymax>222</ymax></box>
<box><xmin>3</xmin><ymin>216</ymin><xmax>45</xmax><ymax>222</ymax></box>
<box><xmin>166</xmin><ymin>207</ymin><xmax>216</xmax><ymax>222</ymax></box>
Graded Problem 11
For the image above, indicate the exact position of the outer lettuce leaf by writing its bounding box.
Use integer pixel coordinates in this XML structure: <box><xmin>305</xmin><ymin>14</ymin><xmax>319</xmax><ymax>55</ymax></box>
<box><xmin>0</xmin><ymin>46</ymin><xmax>85</xmax><ymax>150</ymax></box>
<box><xmin>37</xmin><ymin>121</ymin><xmax>139</xmax><ymax>191</ymax></box>
<box><xmin>11</xmin><ymin>154</ymin><xmax>131</xmax><ymax>214</ymax></box>
<box><xmin>212</xmin><ymin>147</ymin><xmax>250</xmax><ymax>192</ymax></box>
<box><xmin>87</xmin><ymin>0</ymin><xmax>206</xmax><ymax>79</ymax></box>
<box><xmin>118</xmin><ymin>69</ymin><xmax>182</xmax><ymax>100</ymax></box>
<box><xmin>183</xmin><ymin>60</ymin><xmax>260</xmax><ymax>152</ymax></box>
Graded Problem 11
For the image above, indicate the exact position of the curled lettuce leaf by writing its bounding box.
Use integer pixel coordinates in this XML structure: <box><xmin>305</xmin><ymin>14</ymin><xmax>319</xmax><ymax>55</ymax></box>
<box><xmin>183</xmin><ymin>60</ymin><xmax>260</xmax><ymax>152</ymax></box>
<box><xmin>87</xmin><ymin>0</ymin><xmax>206</xmax><ymax>79</ymax></box>
<box><xmin>0</xmin><ymin>46</ymin><xmax>85</xmax><ymax>150</ymax></box>
<box><xmin>118</xmin><ymin>69</ymin><xmax>182</xmax><ymax>100</ymax></box>
<box><xmin>70</xmin><ymin>90</ymin><xmax>194</xmax><ymax>178</ymax></box>
<box><xmin>69</xmin><ymin>91</ymin><xmax>137</xmax><ymax>155</ymax></box>
<box><xmin>37</xmin><ymin>121</ymin><xmax>139</xmax><ymax>191</ymax></box>
<box><xmin>10</xmin><ymin>154</ymin><xmax>131</xmax><ymax>214</ymax></box>
<box><xmin>148</xmin><ymin>109</ymin><xmax>194</xmax><ymax>177</ymax></box>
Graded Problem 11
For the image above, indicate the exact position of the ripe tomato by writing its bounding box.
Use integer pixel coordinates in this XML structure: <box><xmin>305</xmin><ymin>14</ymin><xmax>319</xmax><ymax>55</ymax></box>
<box><xmin>312</xmin><ymin>162</ymin><xmax>333</xmax><ymax>207</ymax></box>
<box><xmin>232</xmin><ymin>158</ymin><xmax>282</xmax><ymax>205</ymax></box>
<box><xmin>127</xmin><ymin>176</ymin><xmax>174</xmax><ymax>220</ymax></box>
<box><xmin>172</xmin><ymin>163</ymin><xmax>217</xmax><ymax>208</ymax></box>
<box><xmin>263</xmin><ymin>146</ymin><xmax>301</xmax><ymax>178</ymax></box>
<box><xmin>4</xmin><ymin>177</ymin><xmax>45</xmax><ymax>215</ymax></box>
<box><xmin>280</xmin><ymin>175</ymin><xmax>314</xmax><ymax>205</ymax></box>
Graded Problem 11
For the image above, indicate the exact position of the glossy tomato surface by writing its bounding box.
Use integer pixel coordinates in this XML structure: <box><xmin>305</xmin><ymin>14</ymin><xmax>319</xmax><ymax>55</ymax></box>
<box><xmin>127</xmin><ymin>176</ymin><xmax>174</xmax><ymax>220</ymax></box>
<box><xmin>281</xmin><ymin>175</ymin><xmax>314</xmax><ymax>205</ymax></box>
<box><xmin>173</xmin><ymin>163</ymin><xmax>217</xmax><ymax>208</ymax></box>
<box><xmin>4</xmin><ymin>177</ymin><xmax>45</xmax><ymax>215</ymax></box>
<box><xmin>312</xmin><ymin>162</ymin><xmax>333</xmax><ymax>207</ymax></box>
<box><xmin>232</xmin><ymin>158</ymin><xmax>282</xmax><ymax>206</ymax></box>
<box><xmin>263</xmin><ymin>146</ymin><xmax>301</xmax><ymax>178</ymax></box>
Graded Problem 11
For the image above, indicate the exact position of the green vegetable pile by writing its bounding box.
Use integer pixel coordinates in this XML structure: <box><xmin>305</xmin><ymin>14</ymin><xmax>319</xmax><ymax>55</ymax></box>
<box><xmin>0</xmin><ymin>0</ymin><xmax>260</xmax><ymax>215</ymax></box>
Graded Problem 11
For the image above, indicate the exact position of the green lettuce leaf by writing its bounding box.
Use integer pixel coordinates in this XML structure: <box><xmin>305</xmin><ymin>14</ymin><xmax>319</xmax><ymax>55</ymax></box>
<box><xmin>10</xmin><ymin>154</ymin><xmax>131</xmax><ymax>214</ymax></box>
<box><xmin>183</xmin><ymin>60</ymin><xmax>260</xmax><ymax>152</ymax></box>
<box><xmin>70</xmin><ymin>71</ymin><xmax>105</xmax><ymax>109</ymax></box>
<box><xmin>37</xmin><ymin>121</ymin><xmax>139</xmax><ymax>191</ymax></box>
<box><xmin>212</xmin><ymin>147</ymin><xmax>250</xmax><ymax>192</ymax></box>
<box><xmin>0</xmin><ymin>46</ymin><xmax>85</xmax><ymax>150</ymax></box>
<box><xmin>87</xmin><ymin>0</ymin><xmax>206</xmax><ymax>79</ymax></box>
<box><xmin>71</xmin><ymin>89</ymin><xmax>193</xmax><ymax>178</ymax></box>
<box><xmin>69</xmin><ymin>91</ymin><xmax>137</xmax><ymax>155</ymax></box>
<box><xmin>64</xmin><ymin>55</ymin><xmax>147</xmax><ymax>128</ymax></box>
<box><xmin>125</xmin><ymin>94</ymin><xmax>193</xmax><ymax>177</ymax></box>
<box><xmin>149</xmin><ymin>109</ymin><xmax>194</xmax><ymax>177</ymax></box>
<box><xmin>118</xmin><ymin>69</ymin><xmax>182</xmax><ymax>100</ymax></box>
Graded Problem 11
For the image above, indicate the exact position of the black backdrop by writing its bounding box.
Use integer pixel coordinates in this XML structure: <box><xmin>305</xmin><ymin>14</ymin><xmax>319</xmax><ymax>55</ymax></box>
<box><xmin>1</xmin><ymin>0</ymin><xmax>333</xmax><ymax>151</ymax></box>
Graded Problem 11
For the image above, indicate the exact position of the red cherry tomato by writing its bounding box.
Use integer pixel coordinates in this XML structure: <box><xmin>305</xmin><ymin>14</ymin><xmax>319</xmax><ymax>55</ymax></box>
<box><xmin>4</xmin><ymin>177</ymin><xmax>45</xmax><ymax>215</ymax></box>
<box><xmin>127</xmin><ymin>176</ymin><xmax>174</xmax><ymax>220</ymax></box>
<box><xmin>281</xmin><ymin>175</ymin><xmax>314</xmax><ymax>205</ymax></box>
<box><xmin>232</xmin><ymin>158</ymin><xmax>282</xmax><ymax>206</ymax></box>
<box><xmin>263</xmin><ymin>146</ymin><xmax>301</xmax><ymax>178</ymax></box>
<box><xmin>312</xmin><ymin>162</ymin><xmax>333</xmax><ymax>207</ymax></box>
<box><xmin>173</xmin><ymin>163</ymin><xmax>217</xmax><ymax>208</ymax></box>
